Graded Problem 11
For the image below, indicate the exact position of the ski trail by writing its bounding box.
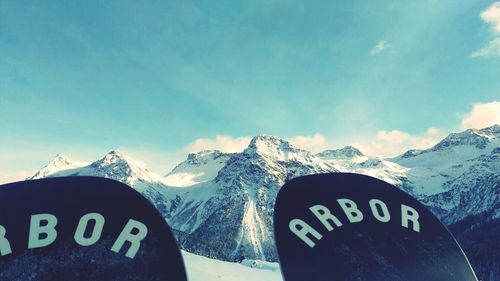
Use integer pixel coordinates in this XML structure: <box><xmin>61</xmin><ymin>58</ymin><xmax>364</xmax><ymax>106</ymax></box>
<box><xmin>242</xmin><ymin>198</ymin><xmax>266</xmax><ymax>261</ymax></box>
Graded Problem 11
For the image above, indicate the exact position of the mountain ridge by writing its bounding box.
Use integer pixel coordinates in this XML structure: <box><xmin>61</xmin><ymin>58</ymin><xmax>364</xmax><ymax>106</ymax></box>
<box><xmin>27</xmin><ymin>125</ymin><xmax>500</xmax><ymax>279</ymax></box>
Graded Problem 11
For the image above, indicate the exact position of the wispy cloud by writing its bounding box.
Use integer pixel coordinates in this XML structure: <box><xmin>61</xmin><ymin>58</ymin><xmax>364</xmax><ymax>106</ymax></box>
<box><xmin>460</xmin><ymin>101</ymin><xmax>500</xmax><ymax>129</ymax></box>
<box><xmin>287</xmin><ymin>133</ymin><xmax>327</xmax><ymax>153</ymax></box>
<box><xmin>370</xmin><ymin>40</ymin><xmax>392</xmax><ymax>55</ymax></box>
<box><xmin>351</xmin><ymin>101</ymin><xmax>500</xmax><ymax>157</ymax></box>
<box><xmin>182</xmin><ymin>135</ymin><xmax>252</xmax><ymax>153</ymax></box>
<box><xmin>472</xmin><ymin>2</ymin><xmax>500</xmax><ymax>58</ymax></box>
<box><xmin>352</xmin><ymin>128</ymin><xmax>445</xmax><ymax>158</ymax></box>
<box><xmin>471</xmin><ymin>38</ymin><xmax>500</xmax><ymax>58</ymax></box>
<box><xmin>481</xmin><ymin>2</ymin><xmax>500</xmax><ymax>33</ymax></box>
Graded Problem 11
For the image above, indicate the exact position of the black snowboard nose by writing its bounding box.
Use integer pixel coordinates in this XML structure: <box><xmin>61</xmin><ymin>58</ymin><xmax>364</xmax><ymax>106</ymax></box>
<box><xmin>0</xmin><ymin>176</ymin><xmax>188</xmax><ymax>281</ymax></box>
<box><xmin>274</xmin><ymin>173</ymin><xmax>478</xmax><ymax>281</ymax></box>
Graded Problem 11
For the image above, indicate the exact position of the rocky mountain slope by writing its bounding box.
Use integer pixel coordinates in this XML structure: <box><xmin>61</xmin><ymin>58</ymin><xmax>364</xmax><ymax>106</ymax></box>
<box><xmin>28</xmin><ymin>125</ymin><xmax>500</xmax><ymax>280</ymax></box>
<box><xmin>167</xmin><ymin>136</ymin><xmax>339</xmax><ymax>261</ymax></box>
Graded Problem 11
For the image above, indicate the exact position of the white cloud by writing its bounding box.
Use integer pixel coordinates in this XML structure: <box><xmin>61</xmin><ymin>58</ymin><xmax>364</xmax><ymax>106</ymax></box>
<box><xmin>287</xmin><ymin>133</ymin><xmax>328</xmax><ymax>153</ymax></box>
<box><xmin>481</xmin><ymin>2</ymin><xmax>500</xmax><ymax>33</ymax></box>
<box><xmin>370</xmin><ymin>40</ymin><xmax>392</xmax><ymax>55</ymax></box>
<box><xmin>352</xmin><ymin>128</ymin><xmax>445</xmax><ymax>158</ymax></box>
<box><xmin>472</xmin><ymin>3</ymin><xmax>500</xmax><ymax>58</ymax></box>
<box><xmin>183</xmin><ymin>135</ymin><xmax>252</xmax><ymax>153</ymax></box>
<box><xmin>351</xmin><ymin>101</ymin><xmax>500</xmax><ymax>157</ymax></box>
<box><xmin>460</xmin><ymin>101</ymin><xmax>500</xmax><ymax>129</ymax></box>
<box><xmin>471</xmin><ymin>38</ymin><xmax>500</xmax><ymax>58</ymax></box>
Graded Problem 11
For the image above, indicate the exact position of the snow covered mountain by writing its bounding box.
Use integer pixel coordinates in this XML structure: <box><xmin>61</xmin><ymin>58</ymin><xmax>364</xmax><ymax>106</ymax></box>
<box><xmin>31</xmin><ymin>155</ymin><xmax>89</xmax><ymax>179</ymax></box>
<box><xmin>28</xmin><ymin>125</ymin><xmax>499</xmax><ymax>280</ymax></box>
<box><xmin>316</xmin><ymin>147</ymin><xmax>413</xmax><ymax>194</ymax></box>
<box><xmin>393</xmin><ymin>125</ymin><xmax>500</xmax><ymax>221</ymax></box>
<box><xmin>31</xmin><ymin>150</ymin><xmax>166</xmax><ymax>186</ymax></box>
<box><xmin>28</xmin><ymin>150</ymin><xmax>182</xmax><ymax>220</ymax></box>
<box><xmin>168</xmin><ymin>136</ymin><xmax>339</xmax><ymax>262</ymax></box>
<box><xmin>316</xmin><ymin>145</ymin><xmax>366</xmax><ymax>160</ymax></box>
<box><xmin>29</xmin><ymin>137</ymin><xmax>340</xmax><ymax>261</ymax></box>
<box><xmin>165</xmin><ymin>150</ymin><xmax>234</xmax><ymax>187</ymax></box>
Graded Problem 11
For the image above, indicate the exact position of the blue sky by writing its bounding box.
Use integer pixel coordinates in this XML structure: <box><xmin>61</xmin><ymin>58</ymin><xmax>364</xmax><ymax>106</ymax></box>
<box><xmin>1</xmin><ymin>0</ymin><xmax>499</xmax><ymax>182</ymax></box>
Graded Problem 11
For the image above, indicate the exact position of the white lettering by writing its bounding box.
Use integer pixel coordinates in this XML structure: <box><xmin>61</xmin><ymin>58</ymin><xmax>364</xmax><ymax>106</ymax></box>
<box><xmin>401</xmin><ymin>204</ymin><xmax>420</xmax><ymax>232</ymax></box>
<box><xmin>28</xmin><ymin>214</ymin><xmax>58</xmax><ymax>249</ymax></box>
<box><xmin>369</xmin><ymin>199</ymin><xmax>391</xmax><ymax>223</ymax></box>
<box><xmin>0</xmin><ymin>225</ymin><xmax>12</xmax><ymax>256</ymax></box>
<box><xmin>290</xmin><ymin>199</ymin><xmax>422</xmax><ymax>247</ymax></box>
<box><xmin>111</xmin><ymin>219</ymin><xmax>148</xmax><ymax>259</ymax></box>
<box><xmin>289</xmin><ymin>218</ymin><xmax>322</xmax><ymax>248</ymax></box>
<box><xmin>310</xmin><ymin>205</ymin><xmax>343</xmax><ymax>231</ymax></box>
<box><xmin>74</xmin><ymin>213</ymin><xmax>105</xmax><ymax>246</ymax></box>
<box><xmin>337</xmin><ymin>198</ymin><xmax>364</xmax><ymax>223</ymax></box>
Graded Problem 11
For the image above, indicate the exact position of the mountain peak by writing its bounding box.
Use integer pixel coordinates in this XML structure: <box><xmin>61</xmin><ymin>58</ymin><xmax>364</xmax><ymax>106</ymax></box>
<box><xmin>88</xmin><ymin>150</ymin><xmax>167</xmax><ymax>185</ymax></box>
<box><xmin>98</xmin><ymin>149</ymin><xmax>134</xmax><ymax>165</ymax></box>
<box><xmin>30</xmin><ymin>154</ymin><xmax>87</xmax><ymax>180</ymax></box>
<box><xmin>248</xmin><ymin>135</ymin><xmax>285</xmax><ymax>147</ymax></box>
<box><xmin>317</xmin><ymin>146</ymin><xmax>364</xmax><ymax>160</ymax></box>
<box><xmin>106</xmin><ymin>149</ymin><xmax>127</xmax><ymax>158</ymax></box>
<box><xmin>91</xmin><ymin>149</ymin><xmax>149</xmax><ymax>174</ymax></box>
<box><xmin>479</xmin><ymin>124</ymin><xmax>500</xmax><ymax>137</ymax></box>
<box><xmin>186</xmin><ymin>150</ymin><xmax>226</xmax><ymax>164</ymax></box>
<box><xmin>48</xmin><ymin>154</ymin><xmax>73</xmax><ymax>167</ymax></box>
<box><xmin>397</xmin><ymin>149</ymin><xmax>423</xmax><ymax>159</ymax></box>
<box><xmin>431</xmin><ymin>127</ymin><xmax>493</xmax><ymax>151</ymax></box>
<box><xmin>245</xmin><ymin>135</ymin><xmax>298</xmax><ymax>157</ymax></box>
<box><xmin>165</xmin><ymin>150</ymin><xmax>233</xmax><ymax>186</ymax></box>
<box><xmin>250</xmin><ymin>135</ymin><xmax>282</xmax><ymax>142</ymax></box>
<box><xmin>394</xmin><ymin>125</ymin><xmax>499</xmax><ymax>163</ymax></box>
<box><xmin>343</xmin><ymin>145</ymin><xmax>363</xmax><ymax>154</ymax></box>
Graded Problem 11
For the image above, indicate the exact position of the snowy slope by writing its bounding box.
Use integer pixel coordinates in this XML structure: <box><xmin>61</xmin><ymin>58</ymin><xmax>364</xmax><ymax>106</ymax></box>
<box><xmin>316</xmin><ymin>147</ymin><xmax>413</xmax><ymax>193</ymax></box>
<box><xmin>183</xmin><ymin>251</ymin><xmax>282</xmax><ymax>281</ymax></box>
<box><xmin>165</xmin><ymin>150</ymin><xmax>233</xmax><ymax>187</ymax></box>
<box><xmin>422</xmin><ymin>146</ymin><xmax>500</xmax><ymax>224</ymax></box>
<box><xmin>392</xmin><ymin>125</ymin><xmax>500</xmax><ymax>196</ymax></box>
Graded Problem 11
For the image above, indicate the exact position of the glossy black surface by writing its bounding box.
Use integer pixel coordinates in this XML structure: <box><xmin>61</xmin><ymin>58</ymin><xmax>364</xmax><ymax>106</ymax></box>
<box><xmin>0</xmin><ymin>177</ymin><xmax>187</xmax><ymax>281</ymax></box>
<box><xmin>274</xmin><ymin>173</ymin><xmax>477</xmax><ymax>281</ymax></box>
